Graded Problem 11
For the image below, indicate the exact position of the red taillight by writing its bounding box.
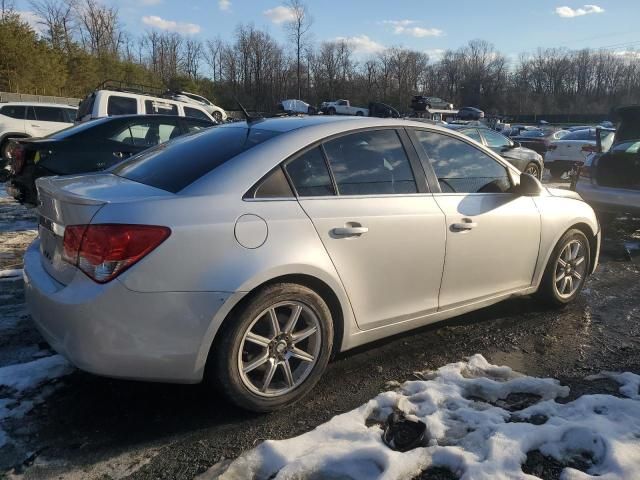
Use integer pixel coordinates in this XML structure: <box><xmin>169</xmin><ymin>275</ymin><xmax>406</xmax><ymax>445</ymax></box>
<box><xmin>62</xmin><ymin>224</ymin><xmax>171</xmax><ymax>283</ymax></box>
<box><xmin>9</xmin><ymin>143</ymin><xmax>25</xmax><ymax>174</ymax></box>
<box><xmin>582</xmin><ymin>144</ymin><xmax>597</xmax><ymax>153</ymax></box>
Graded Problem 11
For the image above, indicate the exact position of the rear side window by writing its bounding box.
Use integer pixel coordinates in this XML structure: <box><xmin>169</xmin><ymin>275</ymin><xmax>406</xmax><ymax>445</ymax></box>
<box><xmin>64</xmin><ymin>108</ymin><xmax>77</xmax><ymax>122</ymax></box>
<box><xmin>250</xmin><ymin>167</ymin><xmax>294</xmax><ymax>198</ymax></box>
<box><xmin>184</xmin><ymin>106</ymin><xmax>211</xmax><ymax>121</ymax></box>
<box><xmin>0</xmin><ymin>105</ymin><xmax>26</xmax><ymax>119</ymax></box>
<box><xmin>77</xmin><ymin>94</ymin><xmax>95</xmax><ymax>119</ymax></box>
<box><xmin>34</xmin><ymin>106</ymin><xmax>69</xmax><ymax>122</ymax></box>
<box><xmin>107</xmin><ymin>96</ymin><xmax>137</xmax><ymax>116</ymax></box>
<box><xmin>323</xmin><ymin>130</ymin><xmax>417</xmax><ymax>195</ymax></box>
<box><xmin>184</xmin><ymin>118</ymin><xmax>213</xmax><ymax>133</ymax></box>
<box><xmin>145</xmin><ymin>100</ymin><xmax>178</xmax><ymax>116</ymax></box>
<box><xmin>111</xmin><ymin>120</ymin><xmax>179</xmax><ymax>147</ymax></box>
<box><xmin>285</xmin><ymin>147</ymin><xmax>335</xmax><ymax>197</ymax></box>
<box><xmin>111</xmin><ymin>126</ymin><xmax>281</xmax><ymax>193</ymax></box>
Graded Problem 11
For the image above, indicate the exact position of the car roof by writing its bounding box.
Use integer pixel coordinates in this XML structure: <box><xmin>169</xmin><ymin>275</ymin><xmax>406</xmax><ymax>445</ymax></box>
<box><xmin>1</xmin><ymin>102</ymin><xmax>77</xmax><ymax>108</ymax></box>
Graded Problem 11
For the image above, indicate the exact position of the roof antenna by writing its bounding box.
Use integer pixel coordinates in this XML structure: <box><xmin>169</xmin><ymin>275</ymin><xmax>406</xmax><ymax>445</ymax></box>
<box><xmin>236</xmin><ymin>98</ymin><xmax>261</xmax><ymax>124</ymax></box>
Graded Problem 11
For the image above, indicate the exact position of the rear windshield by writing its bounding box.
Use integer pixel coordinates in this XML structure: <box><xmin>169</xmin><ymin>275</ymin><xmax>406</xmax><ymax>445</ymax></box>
<box><xmin>46</xmin><ymin>117</ymin><xmax>112</xmax><ymax>140</ymax></box>
<box><xmin>111</xmin><ymin>125</ymin><xmax>281</xmax><ymax>193</ymax></box>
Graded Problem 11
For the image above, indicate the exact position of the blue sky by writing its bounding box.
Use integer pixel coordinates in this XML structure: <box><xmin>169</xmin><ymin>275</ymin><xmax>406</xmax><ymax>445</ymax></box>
<box><xmin>16</xmin><ymin>0</ymin><xmax>640</xmax><ymax>60</ymax></box>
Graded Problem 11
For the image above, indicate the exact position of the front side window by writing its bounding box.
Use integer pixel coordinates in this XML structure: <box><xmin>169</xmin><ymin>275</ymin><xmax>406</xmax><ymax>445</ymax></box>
<box><xmin>482</xmin><ymin>130</ymin><xmax>511</xmax><ymax>148</ymax></box>
<box><xmin>184</xmin><ymin>118</ymin><xmax>213</xmax><ymax>133</ymax></box>
<box><xmin>323</xmin><ymin>130</ymin><xmax>417</xmax><ymax>195</ymax></box>
<box><xmin>184</xmin><ymin>106</ymin><xmax>211</xmax><ymax>121</ymax></box>
<box><xmin>0</xmin><ymin>105</ymin><xmax>26</xmax><ymax>119</ymax></box>
<box><xmin>285</xmin><ymin>147</ymin><xmax>335</xmax><ymax>197</ymax></box>
<box><xmin>414</xmin><ymin>130</ymin><xmax>511</xmax><ymax>194</ymax></box>
<box><xmin>107</xmin><ymin>96</ymin><xmax>138</xmax><ymax>116</ymax></box>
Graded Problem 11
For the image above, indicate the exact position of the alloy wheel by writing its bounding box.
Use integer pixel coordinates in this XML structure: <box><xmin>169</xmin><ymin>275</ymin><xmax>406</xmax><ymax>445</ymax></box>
<box><xmin>525</xmin><ymin>163</ymin><xmax>540</xmax><ymax>179</ymax></box>
<box><xmin>554</xmin><ymin>239</ymin><xmax>587</xmax><ymax>299</ymax></box>
<box><xmin>238</xmin><ymin>301</ymin><xmax>321</xmax><ymax>397</ymax></box>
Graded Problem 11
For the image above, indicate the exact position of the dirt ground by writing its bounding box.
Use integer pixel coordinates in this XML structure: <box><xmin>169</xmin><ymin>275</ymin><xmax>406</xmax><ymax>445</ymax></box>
<box><xmin>0</xmin><ymin>181</ymin><xmax>638</xmax><ymax>480</ymax></box>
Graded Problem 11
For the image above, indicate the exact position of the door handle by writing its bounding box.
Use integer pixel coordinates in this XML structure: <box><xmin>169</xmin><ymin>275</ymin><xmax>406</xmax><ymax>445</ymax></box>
<box><xmin>332</xmin><ymin>226</ymin><xmax>368</xmax><ymax>236</ymax></box>
<box><xmin>451</xmin><ymin>219</ymin><xmax>478</xmax><ymax>232</ymax></box>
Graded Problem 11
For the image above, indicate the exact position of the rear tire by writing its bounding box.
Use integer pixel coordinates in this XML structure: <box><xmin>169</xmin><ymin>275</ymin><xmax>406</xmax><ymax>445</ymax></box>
<box><xmin>537</xmin><ymin>229</ymin><xmax>590</xmax><ymax>307</ymax></box>
<box><xmin>355</xmin><ymin>111</ymin><xmax>364</xmax><ymax>116</ymax></box>
<box><xmin>210</xmin><ymin>283</ymin><xmax>333</xmax><ymax>412</ymax></box>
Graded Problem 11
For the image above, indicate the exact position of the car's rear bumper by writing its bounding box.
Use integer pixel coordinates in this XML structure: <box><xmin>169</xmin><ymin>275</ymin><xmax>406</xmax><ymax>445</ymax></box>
<box><xmin>575</xmin><ymin>180</ymin><xmax>640</xmax><ymax>214</ymax></box>
<box><xmin>24</xmin><ymin>239</ymin><xmax>233</xmax><ymax>383</ymax></box>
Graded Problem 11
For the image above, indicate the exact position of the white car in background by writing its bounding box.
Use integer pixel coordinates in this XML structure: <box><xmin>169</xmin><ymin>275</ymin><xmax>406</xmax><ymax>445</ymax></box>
<box><xmin>163</xmin><ymin>91</ymin><xmax>227</xmax><ymax>123</ymax></box>
<box><xmin>0</xmin><ymin>102</ymin><xmax>77</xmax><ymax>162</ymax></box>
<box><xmin>278</xmin><ymin>99</ymin><xmax>317</xmax><ymax>115</ymax></box>
<box><xmin>545</xmin><ymin>128</ymin><xmax>615</xmax><ymax>178</ymax></box>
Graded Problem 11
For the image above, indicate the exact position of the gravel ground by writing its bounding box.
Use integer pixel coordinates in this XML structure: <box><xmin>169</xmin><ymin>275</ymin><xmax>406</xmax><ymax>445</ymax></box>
<box><xmin>0</xmin><ymin>180</ymin><xmax>638</xmax><ymax>480</ymax></box>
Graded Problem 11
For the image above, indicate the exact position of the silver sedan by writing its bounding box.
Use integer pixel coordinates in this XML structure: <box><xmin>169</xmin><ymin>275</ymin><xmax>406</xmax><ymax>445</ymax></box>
<box><xmin>24</xmin><ymin>116</ymin><xmax>600</xmax><ymax>411</ymax></box>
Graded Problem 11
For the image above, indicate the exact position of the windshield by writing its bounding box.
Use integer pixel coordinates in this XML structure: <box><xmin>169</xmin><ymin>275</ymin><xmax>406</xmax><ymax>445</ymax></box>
<box><xmin>111</xmin><ymin>125</ymin><xmax>281</xmax><ymax>193</ymax></box>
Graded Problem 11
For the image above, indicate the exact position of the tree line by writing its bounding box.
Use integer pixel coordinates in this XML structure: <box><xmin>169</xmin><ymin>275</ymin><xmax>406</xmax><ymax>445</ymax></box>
<box><xmin>1</xmin><ymin>0</ymin><xmax>639</xmax><ymax>115</ymax></box>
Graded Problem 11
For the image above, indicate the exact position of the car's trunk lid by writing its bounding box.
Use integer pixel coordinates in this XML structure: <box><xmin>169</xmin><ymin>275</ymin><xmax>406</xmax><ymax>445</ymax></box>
<box><xmin>36</xmin><ymin>174</ymin><xmax>172</xmax><ymax>285</ymax></box>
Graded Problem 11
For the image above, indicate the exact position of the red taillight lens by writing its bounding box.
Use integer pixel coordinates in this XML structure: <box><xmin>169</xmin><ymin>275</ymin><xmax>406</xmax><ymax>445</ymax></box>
<box><xmin>62</xmin><ymin>224</ymin><xmax>170</xmax><ymax>283</ymax></box>
<box><xmin>582</xmin><ymin>144</ymin><xmax>597</xmax><ymax>153</ymax></box>
<box><xmin>9</xmin><ymin>144</ymin><xmax>25</xmax><ymax>174</ymax></box>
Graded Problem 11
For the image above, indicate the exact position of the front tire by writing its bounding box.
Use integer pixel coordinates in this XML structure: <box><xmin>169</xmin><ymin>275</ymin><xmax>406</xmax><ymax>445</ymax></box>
<box><xmin>327</xmin><ymin>107</ymin><xmax>336</xmax><ymax>115</ymax></box>
<box><xmin>524</xmin><ymin>162</ymin><xmax>542</xmax><ymax>179</ymax></box>
<box><xmin>538</xmin><ymin>229</ymin><xmax>590</xmax><ymax>306</ymax></box>
<box><xmin>211</xmin><ymin>283</ymin><xmax>334</xmax><ymax>412</ymax></box>
<box><xmin>355</xmin><ymin>110</ymin><xmax>364</xmax><ymax>116</ymax></box>
<box><xmin>549</xmin><ymin>164</ymin><xmax>566</xmax><ymax>180</ymax></box>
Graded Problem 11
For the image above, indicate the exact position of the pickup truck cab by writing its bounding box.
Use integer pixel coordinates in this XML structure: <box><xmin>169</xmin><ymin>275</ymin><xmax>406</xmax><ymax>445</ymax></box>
<box><xmin>320</xmin><ymin>100</ymin><xmax>368</xmax><ymax>116</ymax></box>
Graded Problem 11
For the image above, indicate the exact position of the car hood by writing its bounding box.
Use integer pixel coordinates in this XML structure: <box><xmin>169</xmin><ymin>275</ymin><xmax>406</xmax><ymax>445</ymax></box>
<box><xmin>545</xmin><ymin>187</ymin><xmax>583</xmax><ymax>201</ymax></box>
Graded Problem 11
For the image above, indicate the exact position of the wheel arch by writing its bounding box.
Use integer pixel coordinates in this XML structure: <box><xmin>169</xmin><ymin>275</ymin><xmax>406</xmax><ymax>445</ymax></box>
<box><xmin>199</xmin><ymin>272</ymin><xmax>348</xmax><ymax>382</ymax></box>
<box><xmin>571</xmin><ymin>222</ymin><xmax>599</xmax><ymax>275</ymax></box>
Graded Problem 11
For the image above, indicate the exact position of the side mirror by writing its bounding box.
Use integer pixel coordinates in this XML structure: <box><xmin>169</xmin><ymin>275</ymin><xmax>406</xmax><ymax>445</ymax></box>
<box><xmin>516</xmin><ymin>172</ymin><xmax>542</xmax><ymax>196</ymax></box>
<box><xmin>512</xmin><ymin>141</ymin><xmax>521</xmax><ymax>148</ymax></box>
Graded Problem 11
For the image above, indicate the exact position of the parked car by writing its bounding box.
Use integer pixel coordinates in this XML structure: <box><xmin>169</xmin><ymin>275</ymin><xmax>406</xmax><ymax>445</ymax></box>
<box><xmin>0</xmin><ymin>102</ymin><xmax>77</xmax><ymax>165</ymax></box>
<box><xmin>511</xmin><ymin>129</ymin><xmax>569</xmax><ymax>156</ymax></box>
<box><xmin>7</xmin><ymin>114</ymin><xmax>213</xmax><ymax>205</ymax></box>
<box><xmin>448</xmin><ymin>125</ymin><xmax>544</xmax><ymax>178</ymax></box>
<box><xmin>277</xmin><ymin>99</ymin><xmax>316</xmax><ymax>115</ymax></box>
<box><xmin>320</xmin><ymin>100</ymin><xmax>368</xmax><ymax>116</ymax></box>
<box><xmin>162</xmin><ymin>90</ymin><xmax>227</xmax><ymax>123</ymax></box>
<box><xmin>410</xmin><ymin>96</ymin><xmax>453</xmax><ymax>111</ymax></box>
<box><xmin>457</xmin><ymin>107</ymin><xmax>485</xmax><ymax>121</ymax></box>
<box><xmin>545</xmin><ymin>128</ymin><xmax>615</xmax><ymax>179</ymax></box>
<box><xmin>368</xmin><ymin>102</ymin><xmax>400</xmax><ymax>118</ymax></box>
<box><xmin>77</xmin><ymin>87</ymin><xmax>216</xmax><ymax>123</ymax></box>
<box><xmin>575</xmin><ymin>106</ymin><xmax>640</xmax><ymax>223</ymax></box>
<box><xmin>24</xmin><ymin>116</ymin><xmax>600</xmax><ymax>412</ymax></box>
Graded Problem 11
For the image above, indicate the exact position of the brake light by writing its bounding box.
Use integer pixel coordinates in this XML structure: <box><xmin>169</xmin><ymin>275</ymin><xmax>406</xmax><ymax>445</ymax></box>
<box><xmin>9</xmin><ymin>143</ymin><xmax>25</xmax><ymax>174</ymax></box>
<box><xmin>582</xmin><ymin>145</ymin><xmax>597</xmax><ymax>153</ymax></box>
<box><xmin>62</xmin><ymin>224</ymin><xmax>171</xmax><ymax>283</ymax></box>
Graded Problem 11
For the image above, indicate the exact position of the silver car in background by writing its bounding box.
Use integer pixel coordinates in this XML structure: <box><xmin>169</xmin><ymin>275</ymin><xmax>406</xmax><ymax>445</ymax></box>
<box><xmin>24</xmin><ymin>116</ymin><xmax>600</xmax><ymax>411</ymax></box>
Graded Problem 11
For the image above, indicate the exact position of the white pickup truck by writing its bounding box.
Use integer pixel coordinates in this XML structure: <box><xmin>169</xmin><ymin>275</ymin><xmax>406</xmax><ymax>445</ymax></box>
<box><xmin>320</xmin><ymin>100</ymin><xmax>368</xmax><ymax>116</ymax></box>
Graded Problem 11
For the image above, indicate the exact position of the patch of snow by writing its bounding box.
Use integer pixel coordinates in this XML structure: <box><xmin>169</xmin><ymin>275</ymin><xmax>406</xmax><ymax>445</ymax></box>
<box><xmin>0</xmin><ymin>355</ymin><xmax>72</xmax><ymax>392</ymax></box>
<box><xmin>203</xmin><ymin>355</ymin><xmax>640</xmax><ymax>480</ymax></box>
<box><xmin>587</xmin><ymin>371</ymin><xmax>640</xmax><ymax>400</ymax></box>
<box><xmin>0</xmin><ymin>269</ymin><xmax>22</xmax><ymax>278</ymax></box>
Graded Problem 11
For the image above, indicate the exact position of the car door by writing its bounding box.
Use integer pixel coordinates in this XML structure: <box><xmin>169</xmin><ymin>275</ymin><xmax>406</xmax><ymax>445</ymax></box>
<box><xmin>409</xmin><ymin>129</ymin><xmax>541</xmax><ymax>309</ymax></box>
<box><xmin>105</xmin><ymin>118</ymin><xmax>180</xmax><ymax>167</ymax></box>
<box><xmin>30</xmin><ymin>106</ymin><xmax>73</xmax><ymax>136</ymax></box>
<box><xmin>286</xmin><ymin>129</ymin><xmax>446</xmax><ymax>330</ymax></box>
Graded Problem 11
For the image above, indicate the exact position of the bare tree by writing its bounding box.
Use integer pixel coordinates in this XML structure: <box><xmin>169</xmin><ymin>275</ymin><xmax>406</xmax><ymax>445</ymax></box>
<box><xmin>285</xmin><ymin>0</ymin><xmax>312</xmax><ymax>99</ymax></box>
<box><xmin>75</xmin><ymin>0</ymin><xmax>122</xmax><ymax>57</ymax></box>
<box><xmin>29</xmin><ymin>0</ymin><xmax>75</xmax><ymax>51</ymax></box>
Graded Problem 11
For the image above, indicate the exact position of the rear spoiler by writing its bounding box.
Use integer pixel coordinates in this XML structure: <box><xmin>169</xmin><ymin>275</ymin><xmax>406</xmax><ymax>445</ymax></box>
<box><xmin>36</xmin><ymin>176</ymin><xmax>107</xmax><ymax>206</ymax></box>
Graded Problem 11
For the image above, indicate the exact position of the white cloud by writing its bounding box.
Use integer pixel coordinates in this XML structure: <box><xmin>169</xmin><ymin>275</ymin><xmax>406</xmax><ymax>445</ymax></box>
<box><xmin>17</xmin><ymin>10</ymin><xmax>44</xmax><ymax>33</ymax></box>
<box><xmin>335</xmin><ymin>35</ymin><xmax>385</xmax><ymax>55</ymax></box>
<box><xmin>263</xmin><ymin>6</ymin><xmax>295</xmax><ymax>24</ymax></box>
<box><xmin>141</xmin><ymin>15</ymin><xmax>201</xmax><ymax>34</ymax></box>
<box><xmin>555</xmin><ymin>4</ymin><xmax>604</xmax><ymax>18</ymax></box>
<box><xmin>219</xmin><ymin>0</ymin><xmax>231</xmax><ymax>11</ymax></box>
<box><xmin>614</xmin><ymin>50</ymin><xmax>640</xmax><ymax>60</ymax></box>
<box><xmin>382</xmin><ymin>20</ymin><xmax>443</xmax><ymax>38</ymax></box>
